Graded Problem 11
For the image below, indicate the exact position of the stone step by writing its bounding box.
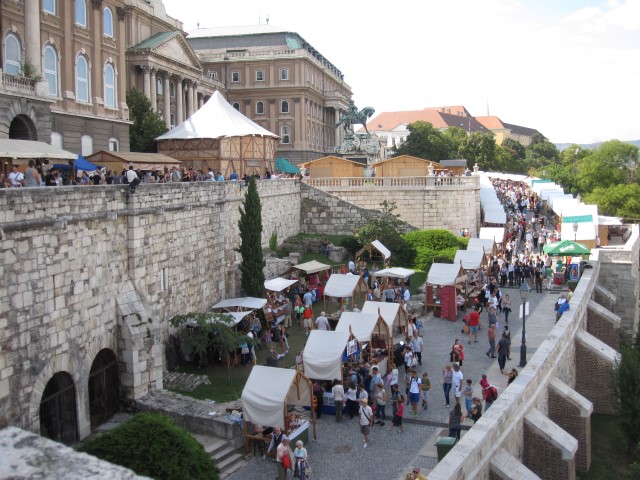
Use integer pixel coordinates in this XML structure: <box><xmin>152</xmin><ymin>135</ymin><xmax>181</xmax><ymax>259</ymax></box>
<box><xmin>219</xmin><ymin>457</ymin><xmax>249</xmax><ymax>480</ymax></box>
<box><xmin>212</xmin><ymin>445</ymin><xmax>236</xmax><ymax>463</ymax></box>
<box><xmin>193</xmin><ymin>433</ymin><xmax>244</xmax><ymax>479</ymax></box>
<box><xmin>192</xmin><ymin>434</ymin><xmax>228</xmax><ymax>456</ymax></box>
<box><xmin>216</xmin><ymin>452</ymin><xmax>245</xmax><ymax>473</ymax></box>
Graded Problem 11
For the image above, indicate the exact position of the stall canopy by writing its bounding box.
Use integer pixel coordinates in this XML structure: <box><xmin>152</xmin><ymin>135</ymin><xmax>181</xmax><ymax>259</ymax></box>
<box><xmin>374</xmin><ymin>267</ymin><xmax>416</xmax><ymax>279</ymax></box>
<box><xmin>467</xmin><ymin>237</ymin><xmax>496</xmax><ymax>256</ymax></box>
<box><xmin>427</xmin><ymin>263</ymin><xmax>465</xmax><ymax>286</ymax></box>
<box><xmin>362</xmin><ymin>301</ymin><xmax>400</xmax><ymax>331</ymax></box>
<box><xmin>241</xmin><ymin>366</ymin><xmax>312</xmax><ymax>429</ymax></box>
<box><xmin>303</xmin><ymin>330</ymin><xmax>351</xmax><ymax>381</ymax></box>
<box><xmin>356</xmin><ymin>240</ymin><xmax>391</xmax><ymax>262</ymax></box>
<box><xmin>286</xmin><ymin>260</ymin><xmax>332</xmax><ymax>275</ymax></box>
<box><xmin>264</xmin><ymin>278</ymin><xmax>298</xmax><ymax>292</ymax></box>
<box><xmin>453</xmin><ymin>250</ymin><xmax>484</xmax><ymax>271</ymax></box>
<box><xmin>0</xmin><ymin>139</ymin><xmax>77</xmax><ymax>160</ymax></box>
<box><xmin>543</xmin><ymin>240</ymin><xmax>591</xmax><ymax>256</ymax></box>
<box><xmin>335</xmin><ymin>312</ymin><xmax>382</xmax><ymax>342</ymax></box>
<box><xmin>275</xmin><ymin>157</ymin><xmax>301</xmax><ymax>174</ymax></box>
<box><xmin>323</xmin><ymin>274</ymin><xmax>362</xmax><ymax>298</ymax></box>
<box><xmin>212</xmin><ymin>297</ymin><xmax>267</xmax><ymax>310</ymax></box>
<box><xmin>186</xmin><ymin>311</ymin><xmax>251</xmax><ymax>327</ymax></box>
<box><xmin>86</xmin><ymin>151</ymin><xmax>182</xmax><ymax>171</ymax></box>
<box><xmin>561</xmin><ymin>204</ymin><xmax>599</xmax><ymax>241</ymax></box>
<box><xmin>479</xmin><ymin>227</ymin><xmax>505</xmax><ymax>244</ymax></box>
<box><xmin>52</xmin><ymin>156</ymin><xmax>102</xmax><ymax>172</ymax></box>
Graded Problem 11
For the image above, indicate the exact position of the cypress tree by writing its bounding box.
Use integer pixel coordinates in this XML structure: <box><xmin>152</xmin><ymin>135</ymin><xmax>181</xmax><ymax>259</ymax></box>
<box><xmin>236</xmin><ymin>176</ymin><xmax>265</xmax><ymax>297</ymax></box>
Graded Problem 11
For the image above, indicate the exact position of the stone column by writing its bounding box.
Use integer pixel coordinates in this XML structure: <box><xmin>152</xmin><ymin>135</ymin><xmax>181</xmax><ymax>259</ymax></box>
<box><xmin>186</xmin><ymin>81</ymin><xmax>193</xmax><ymax>118</ymax></box>
<box><xmin>163</xmin><ymin>75</ymin><xmax>171</xmax><ymax>128</ymax></box>
<box><xmin>24</xmin><ymin>0</ymin><xmax>42</xmax><ymax>76</ymax></box>
<box><xmin>192</xmin><ymin>83</ymin><xmax>198</xmax><ymax>113</ymax></box>
<box><xmin>117</xmin><ymin>7</ymin><xmax>128</xmax><ymax>120</ymax></box>
<box><xmin>142</xmin><ymin>66</ymin><xmax>151</xmax><ymax>99</ymax></box>
<box><xmin>150</xmin><ymin>68</ymin><xmax>157</xmax><ymax>111</ymax></box>
<box><xmin>198</xmin><ymin>95</ymin><xmax>204</xmax><ymax>109</ymax></box>
<box><xmin>175</xmin><ymin>77</ymin><xmax>183</xmax><ymax>123</ymax></box>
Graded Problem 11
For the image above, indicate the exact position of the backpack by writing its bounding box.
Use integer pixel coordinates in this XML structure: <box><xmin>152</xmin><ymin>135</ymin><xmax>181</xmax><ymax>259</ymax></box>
<box><xmin>490</xmin><ymin>386</ymin><xmax>498</xmax><ymax>401</ymax></box>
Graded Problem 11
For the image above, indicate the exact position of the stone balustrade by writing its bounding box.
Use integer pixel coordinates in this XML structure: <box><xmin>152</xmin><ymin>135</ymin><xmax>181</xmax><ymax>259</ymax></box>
<box><xmin>304</xmin><ymin>175</ymin><xmax>479</xmax><ymax>189</ymax></box>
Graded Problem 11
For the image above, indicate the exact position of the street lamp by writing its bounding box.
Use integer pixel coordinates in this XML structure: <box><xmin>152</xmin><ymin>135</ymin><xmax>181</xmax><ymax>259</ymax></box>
<box><xmin>519</xmin><ymin>282</ymin><xmax>530</xmax><ymax>368</ymax></box>
<box><xmin>573</xmin><ymin>221</ymin><xmax>579</xmax><ymax>242</ymax></box>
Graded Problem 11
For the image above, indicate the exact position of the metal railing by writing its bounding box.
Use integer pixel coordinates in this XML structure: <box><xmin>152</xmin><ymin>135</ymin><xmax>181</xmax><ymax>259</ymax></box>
<box><xmin>304</xmin><ymin>176</ymin><xmax>479</xmax><ymax>188</ymax></box>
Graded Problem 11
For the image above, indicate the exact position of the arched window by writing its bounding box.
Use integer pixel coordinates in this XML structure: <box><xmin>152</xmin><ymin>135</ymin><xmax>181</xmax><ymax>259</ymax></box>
<box><xmin>256</xmin><ymin>101</ymin><xmax>264</xmax><ymax>115</ymax></box>
<box><xmin>232</xmin><ymin>102</ymin><xmax>240</xmax><ymax>111</ymax></box>
<box><xmin>50</xmin><ymin>132</ymin><xmax>63</xmax><ymax>149</ymax></box>
<box><xmin>170</xmin><ymin>81</ymin><xmax>175</xmax><ymax>97</ymax></box>
<box><xmin>43</xmin><ymin>45</ymin><xmax>59</xmax><ymax>97</ymax></box>
<box><xmin>104</xmin><ymin>62</ymin><xmax>116</xmax><ymax>107</ymax></box>
<box><xmin>108</xmin><ymin>137</ymin><xmax>119</xmax><ymax>151</ymax></box>
<box><xmin>43</xmin><ymin>0</ymin><xmax>56</xmax><ymax>15</ymax></box>
<box><xmin>170</xmin><ymin>113</ymin><xmax>176</xmax><ymax>128</ymax></box>
<box><xmin>103</xmin><ymin>7</ymin><xmax>114</xmax><ymax>38</ymax></box>
<box><xmin>281</xmin><ymin>100</ymin><xmax>289</xmax><ymax>114</ymax></box>
<box><xmin>75</xmin><ymin>0</ymin><xmax>87</xmax><ymax>27</ymax></box>
<box><xmin>280</xmin><ymin>125</ymin><xmax>291</xmax><ymax>144</ymax></box>
<box><xmin>4</xmin><ymin>33</ymin><xmax>22</xmax><ymax>76</ymax></box>
<box><xmin>75</xmin><ymin>55</ymin><xmax>90</xmax><ymax>103</ymax></box>
<box><xmin>81</xmin><ymin>135</ymin><xmax>93</xmax><ymax>156</ymax></box>
<box><xmin>280</xmin><ymin>67</ymin><xmax>289</xmax><ymax>81</ymax></box>
<box><xmin>157</xmin><ymin>78</ymin><xmax>163</xmax><ymax>95</ymax></box>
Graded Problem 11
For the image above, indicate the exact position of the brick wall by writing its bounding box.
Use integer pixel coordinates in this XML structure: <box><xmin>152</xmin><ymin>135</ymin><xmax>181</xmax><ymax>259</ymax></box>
<box><xmin>549</xmin><ymin>388</ymin><xmax>591</xmax><ymax>472</ymax></box>
<box><xmin>523</xmin><ymin>422</ymin><xmax>576</xmax><ymax>480</ymax></box>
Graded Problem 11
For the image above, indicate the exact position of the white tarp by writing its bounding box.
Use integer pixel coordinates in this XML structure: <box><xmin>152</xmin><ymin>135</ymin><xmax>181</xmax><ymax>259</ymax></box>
<box><xmin>264</xmin><ymin>278</ymin><xmax>298</xmax><ymax>292</ymax></box>
<box><xmin>0</xmin><ymin>139</ymin><xmax>77</xmax><ymax>160</ymax></box>
<box><xmin>303</xmin><ymin>330</ymin><xmax>350</xmax><ymax>381</ymax></box>
<box><xmin>362</xmin><ymin>301</ymin><xmax>400</xmax><ymax>330</ymax></box>
<box><xmin>157</xmin><ymin>90</ymin><xmax>278</xmax><ymax>140</ymax></box>
<box><xmin>427</xmin><ymin>263</ymin><xmax>464</xmax><ymax>286</ymax></box>
<box><xmin>241</xmin><ymin>366</ymin><xmax>311</xmax><ymax>429</ymax></box>
<box><xmin>290</xmin><ymin>260</ymin><xmax>332</xmax><ymax>275</ymax></box>
<box><xmin>467</xmin><ymin>237</ymin><xmax>495</xmax><ymax>255</ymax></box>
<box><xmin>483</xmin><ymin>206</ymin><xmax>507</xmax><ymax>225</ymax></box>
<box><xmin>371</xmin><ymin>240</ymin><xmax>391</xmax><ymax>260</ymax></box>
<box><xmin>598</xmin><ymin>215</ymin><xmax>622</xmax><ymax>226</ymax></box>
<box><xmin>561</xmin><ymin>204</ymin><xmax>599</xmax><ymax>241</ymax></box>
<box><xmin>374</xmin><ymin>267</ymin><xmax>416</xmax><ymax>279</ymax></box>
<box><xmin>479</xmin><ymin>227</ymin><xmax>505</xmax><ymax>244</ymax></box>
<box><xmin>335</xmin><ymin>312</ymin><xmax>381</xmax><ymax>342</ymax></box>
<box><xmin>454</xmin><ymin>250</ymin><xmax>484</xmax><ymax>270</ymax></box>
<box><xmin>550</xmin><ymin>197</ymin><xmax>580</xmax><ymax>216</ymax></box>
<box><xmin>212</xmin><ymin>297</ymin><xmax>267</xmax><ymax>310</ymax></box>
<box><xmin>185</xmin><ymin>311</ymin><xmax>250</xmax><ymax>327</ymax></box>
<box><xmin>324</xmin><ymin>274</ymin><xmax>361</xmax><ymax>298</ymax></box>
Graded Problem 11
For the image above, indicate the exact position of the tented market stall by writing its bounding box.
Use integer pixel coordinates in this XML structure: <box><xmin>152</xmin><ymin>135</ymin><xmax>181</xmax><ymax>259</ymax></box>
<box><xmin>323</xmin><ymin>273</ymin><xmax>367</xmax><ymax>310</ymax></box>
<box><xmin>355</xmin><ymin>239</ymin><xmax>391</xmax><ymax>266</ymax></box>
<box><xmin>335</xmin><ymin>312</ymin><xmax>391</xmax><ymax>373</ymax></box>
<box><xmin>361</xmin><ymin>301</ymin><xmax>401</xmax><ymax>336</ymax></box>
<box><xmin>264</xmin><ymin>278</ymin><xmax>298</xmax><ymax>293</ymax></box>
<box><xmin>426</xmin><ymin>263</ymin><xmax>465</xmax><ymax>321</ymax></box>
<box><xmin>479</xmin><ymin>227</ymin><xmax>505</xmax><ymax>245</ymax></box>
<box><xmin>303</xmin><ymin>330</ymin><xmax>356</xmax><ymax>381</ymax></box>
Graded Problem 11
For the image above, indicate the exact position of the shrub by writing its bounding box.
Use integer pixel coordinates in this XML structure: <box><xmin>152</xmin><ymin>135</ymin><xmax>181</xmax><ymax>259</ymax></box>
<box><xmin>79</xmin><ymin>412</ymin><xmax>218</xmax><ymax>480</ymax></box>
<box><xmin>340</xmin><ymin>236</ymin><xmax>363</xmax><ymax>257</ymax></box>
<box><xmin>614</xmin><ymin>336</ymin><xmax>640</xmax><ymax>453</ymax></box>
<box><xmin>424</xmin><ymin>249</ymin><xmax>457</xmax><ymax>274</ymax></box>
<box><xmin>269</xmin><ymin>231</ymin><xmax>278</xmax><ymax>252</ymax></box>
<box><xmin>403</xmin><ymin>229</ymin><xmax>464</xmax><ymax>270</ymax></box>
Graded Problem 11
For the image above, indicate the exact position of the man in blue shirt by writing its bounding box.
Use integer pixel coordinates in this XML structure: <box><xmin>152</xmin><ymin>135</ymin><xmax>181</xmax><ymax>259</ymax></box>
<box><xmin>556</xmin><ymin>301</ymin><xmax>570</xmax><ymax>322</ymax></box>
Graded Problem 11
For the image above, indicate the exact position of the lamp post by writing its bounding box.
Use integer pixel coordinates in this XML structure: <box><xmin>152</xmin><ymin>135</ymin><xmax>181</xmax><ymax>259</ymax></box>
<box><xmin>519</xmin><ymin>282</ymin><xmax>530</xmax><ymax>368</ymax></box>
<box><xmin>573</xmin><ymin>221</ymin><xmax>579</xmax><ymax>242</ymax></box>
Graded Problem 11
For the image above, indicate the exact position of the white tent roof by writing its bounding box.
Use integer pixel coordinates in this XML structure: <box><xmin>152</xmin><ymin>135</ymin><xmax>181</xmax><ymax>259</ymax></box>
<box><xmin>303</xmin><ymin>330</ymin><xmax>351</xmax><ymax>381</ymax></box>
<box><xmin>467</xmin><ymin>237</ymin><xmax>495</xmax><ymax>254</ymax></box>
<box><xmin>241</xmin><ymin>366</ymin><xmax>311</xmax><ymax>429</ymax></box>
<box><xmin>453</xmin><ymin>250</ymin><xmax>484</xmax><ymax>270</ymax></box>
<box><xmin>290</xmin><ymin>260</ymin><xmax>332</xmax><ymax>275</ymax></box>
<box><xmin>335</xmin><ymin>312</ymin><xmax>381</xmax><ymax>342</ymax></box>
<box><xmin>374</xmin><ymin>267</ymin><xmax>416</xmax><ymax>278</ymax></box>
<box><xmin>362</xmin><ymin>301</ymin><xmax>400</xmax><ymax>330</ymax></box>
<box><xmin>0</xmin><ymin>139</ymin><xmax>77</xmax><ymax>160</ymax></box>
<box><xmin>550</xmin><ymin>197</ymin><xmax>580</xmax><ymax>216</ymax></box>
<box><xmin>560</xmin><ymin>204</ymin><xmax>599</xmax><ymax>241</ymax></box>
<box><xmin>483</xmin><ymin>206</ymin><xmax>507</xmax><ymax>225</ymax></box>
<box><xmin>324</xmin><ymin>274</ymin><xmax>361</xmax><ymax>298</ymax></box>
<box><xmin>212</xmin><ymin>297</ymin><xmax>267</xmax><ymax>310</ymax></box>
<box><xmin>186</xmin><ymin>311</ymin><xmax>251</xmax><ymax>327</ymax></box>
<box><xmin>157</xmin><ymin>90</ymin><xmax>278</xmax><ymax>141</ymax></box>
<box><xmin>264</xmin><ymin>278</ymin><xmax>298</xmax><ymax>292</ymax></box>
<box><xmin>479</xmin><ymin>227</ymin><xmax>505</xmax><ymax>244</ymax></box>
<box><xmin>598</xmin><ymin>215</ymin><xmax>622</xmax><ymax>226</ymax></box>
<box><xmin>427</xmin><ymin>263</ymin><xmax>464</xmax><ymax>286</ymax></box>
<box><xmin>371</xmin><ymin>240</ymin><xmax>391</xmax><ymax>259</ymax></box>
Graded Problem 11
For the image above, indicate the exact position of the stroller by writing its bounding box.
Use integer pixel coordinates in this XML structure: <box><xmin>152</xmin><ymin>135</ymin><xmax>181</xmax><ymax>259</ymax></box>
<box><xmin>295</xmin><ymin>457</ymin><xmax>310</xmax><ymax>479</ymax></box>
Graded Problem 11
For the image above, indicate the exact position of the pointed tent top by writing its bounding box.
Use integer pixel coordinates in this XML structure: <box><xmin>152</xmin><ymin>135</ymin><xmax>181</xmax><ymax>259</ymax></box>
<box><xmin>156</xmin><ymin>90</ymin><xmax>278</xmax><ymax>141</ymax></box>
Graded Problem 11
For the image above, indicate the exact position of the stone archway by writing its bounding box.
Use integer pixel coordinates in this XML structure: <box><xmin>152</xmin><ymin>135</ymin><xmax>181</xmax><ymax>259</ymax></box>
<box><xmin>9</xmin><ymin>114</ymin><xmax>37</xmax><ymax>140</ymax></box>
<box><xmin>88</xmin><ymin>348</ymin><xmax>120</xmax><ymax>429</ymax></box>
<box><xmin>39</xmin><ymin>372</ymin><xmax>79</xmax><ymax>445</ymax></box>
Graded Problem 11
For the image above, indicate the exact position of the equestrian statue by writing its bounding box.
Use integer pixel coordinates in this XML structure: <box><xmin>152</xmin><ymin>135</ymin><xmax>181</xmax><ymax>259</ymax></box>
<box><xmin>336</xmin><ymin>101</ymin><xmax>376</xmax><ymax>134</ymax></box>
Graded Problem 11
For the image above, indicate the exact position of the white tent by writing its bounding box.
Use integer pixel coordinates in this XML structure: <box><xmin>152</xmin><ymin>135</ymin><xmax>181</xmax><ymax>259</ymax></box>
<box><xmin>288</xmin><ymin>260</ymin><xmax>332</xmax><ymax>275</ymax></box>
<box><xmin>362</xmin><ymin>301</ymin><xmax>400</xmax><ymax>332</ymax></box>
<box><xmin>186</xmin><ymin>311</ymin><xmax>252</xmax><ymax>327</ymax></box>
<box><xmin>598</xmin><ymin>215</ymin><xmax>622</xmax><ymax>226</ymax></box>
<box><xmin>374</xmin><ymin>267</ymin><xmax>416</xmax><ymax>279</ymax></box>
<box><xmin>323</xmin><ymin>274</ymin><xmax>361</xmax><ymax>298</ymax></box>
<box><xmin>212</xmin><ymin>297</ymin><xmax>267</xmax><ymax>310</ymax></box>
<box><xmin>453</xmin><ymin>250</ymin><xmax>484</xmax><ymax>270</ymax></box>
<box><xmin>241</xmin><ymin>366</ymin><xmax>312</xmax><ymax>430</ymax></box>
<box><xmin>427</xmin><ymin>263</ymin><xmax>465</xmax><ymax>286</ymax></box>
<box><xmin>479</xmin><ymin>227</ymin><xmax>505</xmax><ymax>244</ymax></box>
<box><xmin>371</xmin><ymin>240</ymin><xmax>391</xmax><ymax>260</ymax></box>
<box><xmin>483</xmin><ymin>206</ymin><xmax>507</xmax><ymax>225</ymax></box>
<box><xmin>0</xmin><ymin>139</ymin><xmax>77</xmax><ymax>160</ymax></box>
<box><xmin>264</xmin><ymin>278</ymin><xmax>298</xmax><ymax>292</ymax></box>
<box><xmin>550</xmin><ymin>197</ymin><xmax>580</xmax><ymax>216</ymax></box>
<box><xmin>467</xmin><ymin>237</ymin><xmax>496</xmax><ymax>256</ymax></box>
<box><xmin>561</xmin><ymin>204</ymin><xmax>599</xmax><ymax>241</ymax></box>
<box><xmin>303</xmin><ymin>330</ymin><xmax>351</xmax><ymax>381</ymax></box>
<box><xmin>335</xmin><ymin>312</ymin><xmax>381</xmax><ymax>343</ymax></box>
<box><xmin>157</xmin><ymin>90</ymin><xmax>278</xmax><ymax>141</ymax></box>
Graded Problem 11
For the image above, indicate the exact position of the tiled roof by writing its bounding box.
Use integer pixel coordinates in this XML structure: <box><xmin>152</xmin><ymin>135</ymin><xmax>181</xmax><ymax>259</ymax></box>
<box><xmin>364</xmin><ymin>109</ymin><xmax>491</xmax><ymax>134</ymax></box>
<box><xmin>187</xmin><ymin>25</ymin><xmax>290</xmax><ymax>39</ymax></box>
<box><xmin>502</xmin><ymin>122</ymin><xmax>542</xmax><ymax>138</ymax></box>
<box><xmin>475</xmin><ymin>116</ymin><xmax>506</xmax><ymax>130</ymax></box>
<box><xmin>131</xmin><ymin>31</ymin><xmax>179</xmax><ymax>49</ymax></box>
<box><xmin>424</xmin><ymin>105</ymin><xmax>471</xmax><ymax>117</ymax></box>
<box><xmin>373</xmin><ymin>155</ymin><xmax>437</xmax><ymax>165</ymax></box>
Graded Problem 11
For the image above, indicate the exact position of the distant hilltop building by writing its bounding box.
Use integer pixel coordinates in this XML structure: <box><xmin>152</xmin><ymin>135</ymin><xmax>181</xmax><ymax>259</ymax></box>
<box><xmin>475</xmin><ymin>116</ymin><xmax>544</xmax><ymax>146</ymax></box>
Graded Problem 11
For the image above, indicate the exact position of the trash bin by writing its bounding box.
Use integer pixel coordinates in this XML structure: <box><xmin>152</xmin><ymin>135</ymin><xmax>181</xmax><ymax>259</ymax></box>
<box><xmin>435</xmin><ymin>436</ymin><xmax>457</xmax><ymax>461</ymax></box>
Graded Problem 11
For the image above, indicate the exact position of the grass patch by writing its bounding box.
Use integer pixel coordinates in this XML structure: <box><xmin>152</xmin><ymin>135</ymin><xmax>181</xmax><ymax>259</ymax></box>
<box><xmin>578</xmin><ymin>414</ymin><xmax>637</xmax><ymax>479</ymax></box>
<box><xmin>292</xmin><ymin>233</ymin><xmax>352</xmax><ymax>245</ymax></box>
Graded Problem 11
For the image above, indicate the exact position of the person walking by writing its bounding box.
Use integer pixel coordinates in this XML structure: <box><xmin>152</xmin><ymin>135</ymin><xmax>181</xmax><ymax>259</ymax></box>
<box><xmin>411</xmin><ymin>331</ymin><xmax>424</xmax><ymax>366</ymax></box>
<box><xmin>468</xmin><ymin>306</ymin><xmax>480</xmax><ymax>343</ymax></box>
<box><xmin>332</xmin><ymin>379</ymin><xmax>345</xmax><ymax>423</ymax></box>
<box><xmin>389</xmin><ymin>394</ymin><xmax>405</xmax><ymax>432</ymax></box>
<box><xmin>346</xmin><ymin>382</ymin><xmax>358</xmax><ymax>419</ymax></box>
<box><xmin>463</xmin><ymin>378</ymin><xmax>474</xmax><ymax>415</ymax></box>
<box><xmin>406</xmin><ymin>369</ymin><xmax>422</xmax><ymax>418</ymax></box>
<box><xmin>421</xmin><ymin>372</ymin><xmax>431</xmax><ymax>410</ymax></box>
<box><xmin>374</xmin><ymin>382</ymin><xmax>387</xmax><ymax>426</ymax></box>
<box><xmin>275</xmin><ymin>436</ymin><xmax>292</xmax><ymax>480</ymax></box>
<box><xmin>451</xmin><ymin>363</ymin><xmax>464</xmax><ymax>406</ymax></box>
<box><xmin>448</xmin><ymin>403</ymin><xmax>465</xmax><ymax>441</ymax></box>
<box><xmin>486</xmin><ymin>324</ymin><xmax>497</xmax><ymax>359</ymax></box>
<box><xmin>442</xmin><ymin>364</ymin><xmax>453</xmax><ymax>408</ymax></box>
<box><xmin>496</xmin><ymin>332</ymin><xmax>511</xmax><ymax>375</ymax></box>
<box><xmin>502</xmin><ymin>295</ymin><xmax>512</xmax><ymax>325</ymax></box>
<box><xmin>358</xmin><ymin>398</ymin><xmax>374</xmax><ymax>448</ymax></box>
<box><xmin>293</xmin><ymin>440</ymin><xmax>309</xmax><ymax>480</ymax></box>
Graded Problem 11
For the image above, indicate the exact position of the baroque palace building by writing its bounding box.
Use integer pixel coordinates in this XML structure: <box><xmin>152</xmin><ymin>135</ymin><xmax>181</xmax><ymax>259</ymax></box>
<box><xmin>0</xmin><ymin>1</ymin><xmax>351</xmax><ymax>163</ymax></box>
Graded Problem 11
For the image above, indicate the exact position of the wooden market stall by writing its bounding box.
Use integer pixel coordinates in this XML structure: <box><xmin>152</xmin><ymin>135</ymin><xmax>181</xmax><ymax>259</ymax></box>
<box><xmin>283</xmin><ymin>260</ymin><xmax>332</xmax><ymax>301</ymax></box>
<box><xmin>335</xmin><ymin>312</ymin><xmax>392</xmax><ymax>372</ymax></box>
<box><xmin>479</xmin><ymin>227</ymin><xmax>506</xmax><ymax>246</ymax></box>
<box><xmin>453</xmin><ymin>250</ymin><xmax>485</xmax><ymax>307</ymax></box>
<box><xmin>0</xmin><ymin>139</ymin><xmax>76</xmax><ymax>179</ymax></box>
<box><xmin>370</xmin><ymin>267</ymin><xmax>415</xmax><ymax>329</ymax></box>
<box><xmin>241</xmin><ymin>366</ymin><xmax>317</xmax><ymax>453</ymax></box>
<box><xmin>303</xmin><ymin>330</ymin><xmax>357</xmax><ymax>382</ymax></box>
<box><xmin>355</xmin><ymin>239</ymin><xmax>391</xmax><ymax>266</ymax></box>
<box><xmin>322</xmin><ymin>274</ymin><xmax>368</xmax><ymax>311</ymax></box>
<box><xmin>300</xmin><ymin>156</ymin><xmax>366</xmax><ymax>178</ymax></box>
<box><xmin>467</xmin><ymin>237</ymin><xmax>497</xmax><ymax>260</ymax></box>
<box><xmin>86</xmin><ymin>151</ymin><xmax>181</xmax><ymax>175</ymax></box>
<box><xmin>361</xmin><ymin>301</ymin><xmax>401</xmax><ymax>337</ymax></box>
<box><xmin>439</xmin><ymin>159</ymin><xmax>467</xmax><ymax>176</ymax></box>
<box><xmin>425</xmin><ymin>263</ymin><xmax>466</xmax><ymax>321</ymax></box>
<box><xmin>372</xmin><ymin>155</ymin><xmax>439</xmax><ymax>177</ymax></box>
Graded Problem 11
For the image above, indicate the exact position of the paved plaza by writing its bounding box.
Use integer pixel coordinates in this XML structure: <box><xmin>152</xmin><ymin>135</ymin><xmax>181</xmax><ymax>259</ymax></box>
<box><xmin>229</xmin><ymin>282</ymin><xmax>564</xmax><ymax>480</ymax></box>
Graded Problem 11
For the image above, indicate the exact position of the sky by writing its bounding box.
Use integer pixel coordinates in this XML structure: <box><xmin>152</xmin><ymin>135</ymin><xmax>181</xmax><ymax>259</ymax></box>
<box><xmin>161</xmin><ymin>0</ymin><xmax>640</xmax><ymax>145</ymax></box>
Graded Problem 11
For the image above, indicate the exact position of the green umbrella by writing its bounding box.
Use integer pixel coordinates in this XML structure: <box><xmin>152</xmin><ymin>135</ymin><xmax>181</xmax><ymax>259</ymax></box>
<box><xmin>543</xmin><ymin>239</ymin><xmax>591</xmax><ymax>256</ymax></box>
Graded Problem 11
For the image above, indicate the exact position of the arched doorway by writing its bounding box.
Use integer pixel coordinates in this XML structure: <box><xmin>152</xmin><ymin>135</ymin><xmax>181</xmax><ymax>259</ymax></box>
<box><xmin>9</xmin><ymin>114</ymin><xmax>37</xmax><ymax>140</ymax></box>
<box><xmin>88</xmin><ymin>348</ymin><xmax>119</xmax><ymax>429</ymax></box>
<box><xmin>39</xmin><ymin>372</ymin><xmax>78</xmax><ymax>444</ymax></box>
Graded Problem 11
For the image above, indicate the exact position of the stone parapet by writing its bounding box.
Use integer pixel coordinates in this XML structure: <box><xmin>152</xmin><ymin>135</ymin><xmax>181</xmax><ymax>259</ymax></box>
<box><xmin>489</xmin><ymin>448</ymin><xmax>539</xmax><ymax>480</ymax></box>
<box><xmin>575</xmin><ymin>330</ymin><xmax>618</xmax><ymax>415</ymax></box>
<box><xmin>586</xmin><ymin>299</ymin><xmax>621</xmax><ymax>350</ymax></box>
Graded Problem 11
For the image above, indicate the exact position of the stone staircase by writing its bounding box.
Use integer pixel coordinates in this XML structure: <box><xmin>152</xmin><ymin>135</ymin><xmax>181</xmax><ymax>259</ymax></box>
<box><xmin>193</xmin><ymin>434</ymin><xmax>248</xmax><ymax>479</ymax></box>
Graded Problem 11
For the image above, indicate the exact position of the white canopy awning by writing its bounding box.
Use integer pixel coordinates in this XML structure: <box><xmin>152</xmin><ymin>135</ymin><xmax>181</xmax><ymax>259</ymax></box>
<box><xmin>483</xmin><ymin>206</ymin><xmax>507</xmax><ymax>225</ymax></box>
<box><xmin>335</xmin><ymin>312</ymin><xmax>380</xmax><ymax>342</ymax></box>
<box><xmin>467</xmin><ymin>237</ymin><xmax>495</xmax><ymax>255</ymax></box>
<box><xmin>374</xmin><ymin>267</ymin><xmax>416</xmax><ymax>279</ymax></box>
<box><xmin>453</xmin><ymin>250</ymin><xmax>484</xmax><ymax>270</ymax></box>
<box><xmin>362</xmin><ymin>301</ymin><xmax>400</xmax><ymax>330</ymax></box>
<box><xmin>241</xmin><ymin>366</ymin><xmax>311</xmax><ymax>429</ymax></box>
<box><xmin>427</xmin><ymin>263</ymin><xmax>464</xmax><ymax>286</ymax></box>
<box><xmin>0</xmin><ymin>139</ymin><xmax>77</xmax><ymax>160</ymax></box>
<box><xmin>157</xmin><ymin>90</ymin><xmax>278</xmax><ymax>141</ymax></box>
<box><xmin>479</xmin><ymin>227</ymin><xmax>505</xmax><ymax>244</ymax></box>
<box><xmin>371</xmin><ymin>240</ymin><xmax>391</xmax><ymax>260</ymax></box>
<box><xmin>212</xmin><ymin>297</ymin><xmax>267</xmax><ymax>310</ymax></box>
<box><xmin>323</xmin><ymin>274</ymin><xmax>361</xmax><ymax>298</ymax></box>
<box><xmin>598</xmin><ymin>215</ymin><xmax>622</xmax><ymax>226</ymax></box>
<box><xmin>290</xmin><ymin>260</ymin><xmax>332</xmax><ymax>275</ymax></box>
<box><xmin>303</xmin><ymin>330</ymin><xmax>351</xmax><ymax>381</ymax></box>
<box><xmin>186</xmin><ymin>311</ymin><xmax>252</xmax><ymax>327</ymax></box>
<box><xmin>264</xmin><ymin>278</ymin><xmax>298</xmax><ymax>292</ymax></box>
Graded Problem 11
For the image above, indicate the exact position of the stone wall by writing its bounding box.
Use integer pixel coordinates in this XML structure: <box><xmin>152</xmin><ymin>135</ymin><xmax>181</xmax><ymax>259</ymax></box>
<box><xmin>0</xmin><ymin>180</ymin><xmax>300</xmax><ymax>438</ymax></box>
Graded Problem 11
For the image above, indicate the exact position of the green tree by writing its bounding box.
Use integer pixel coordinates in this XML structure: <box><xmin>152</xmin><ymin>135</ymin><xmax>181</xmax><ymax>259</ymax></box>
<box><xmin>126</xmin><ymin>88</ymin><xmax>167</xmax><ymax>152</ymax></box>
<box><xmin>459</xmin><ymin>132</ymin><xmax>497</xmax><ymax>171</ymax></box>
<box><xmin>403</xmin><ymin>229</ymin><xmax>466</xmax><ymax>271</ymax></box>
<box><xmin>584</xmin><ymin>184</ymin><xmax>640</xmax><ymax>219</ymax></box>
<box><xmin>236</xmin><ymin>176</ymin><xmax>265</xmax><ymax>297</ymax></box>
<box><xmin>613</xmin><ymin>336</ymin><xmax>640</xmax><ymax>453</ymax></box>
<box><xmin>542</xmin><ymin>162</ymin><xmax>579</xmax><ymax>195</ymax></box>
<box><xmin>577</xmin><ymin>140</ymin><xmax>639</xmax><ymax>193</ymax></box>
<box><xmin>392</xmin><ymin>121</ymin><xmax>452</xmax><ymax>161</ymax></box>
<box><xmin>525</xmin><ymin>133</ymin><xmax>558</xmax><ymax>168</ymax></box>
<box><xmin>442</xmin><ymin>126</ymin><xmax>467</xmax><ymax>157</ymax></box>
<box><xmin>558</xmin><ymin>144</ymin><xmax>590</xmax><ymax>166</ymax></box>
<box><xmin>79</xmin><ymin>413</ymin><xmax>219</xmax><ymax>480</ymax></box>
<box><xmin>502</xmin><ymin>138</ymin><xmax>525</xmax><ymax>159</ymax></box>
